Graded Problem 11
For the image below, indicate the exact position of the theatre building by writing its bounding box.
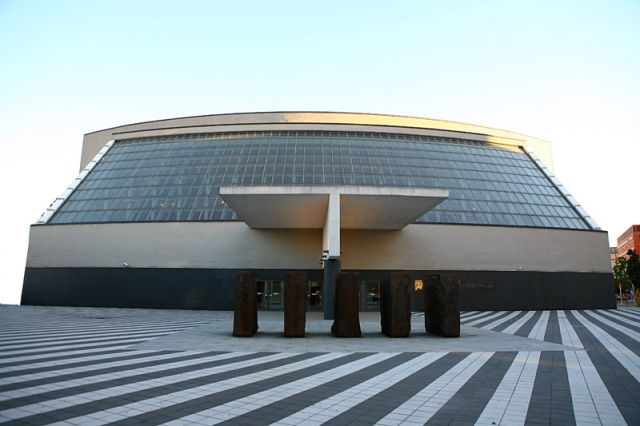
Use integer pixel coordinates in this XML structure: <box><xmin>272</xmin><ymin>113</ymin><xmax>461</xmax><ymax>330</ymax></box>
<box><xmin>22</xmin><ymin>112</ymin><xmax>615</xmax><ymax>312</ymax></box>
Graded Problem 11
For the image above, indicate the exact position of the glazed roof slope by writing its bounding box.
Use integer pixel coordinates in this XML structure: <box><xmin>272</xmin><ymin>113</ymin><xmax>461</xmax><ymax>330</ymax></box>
<box><xmin>42</xmin><ymin>129</ymin><xmax>598</xmax><ymax>230</ymax></box>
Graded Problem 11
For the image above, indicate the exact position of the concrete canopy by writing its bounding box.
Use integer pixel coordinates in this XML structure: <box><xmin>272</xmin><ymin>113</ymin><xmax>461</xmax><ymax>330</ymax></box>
<box><xmin>219</xmin><ymin>186</ymin><xmax>449</xmax><ymax>230</ymax></box>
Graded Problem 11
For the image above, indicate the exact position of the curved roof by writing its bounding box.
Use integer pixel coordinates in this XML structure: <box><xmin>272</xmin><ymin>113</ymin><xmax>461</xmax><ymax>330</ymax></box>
<box><xmin>80</xmin><ymin>111</ymin><xmax>553</xmax><ymax>171</ymax></box>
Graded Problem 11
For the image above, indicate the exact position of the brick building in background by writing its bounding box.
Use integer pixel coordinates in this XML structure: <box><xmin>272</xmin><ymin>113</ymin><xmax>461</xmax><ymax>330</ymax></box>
<box><xmin>616</xmin><ymin>225</ymin><xmax>640</xmax><ymax>258</ymax></box>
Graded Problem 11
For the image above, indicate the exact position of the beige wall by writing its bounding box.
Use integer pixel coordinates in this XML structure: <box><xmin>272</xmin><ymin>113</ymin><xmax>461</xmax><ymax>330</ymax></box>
<box><xmin>80</xmin><ymin>112</ymin><xmax>554</xmax><ymax>171</ymax></box>
<box><xmin>342</xmin><ymin>225</ymin><xmax>611</xmax><ymax>272</ymax></box>
<box><xmin>27</xmin><ymin>222</ymin><xmax>611</xmax><ymax>273</ymax></box>
<box><xmin>26</xmin><ymin>222</ymin><xmax>321</xmax><ymax>270</ymax></box>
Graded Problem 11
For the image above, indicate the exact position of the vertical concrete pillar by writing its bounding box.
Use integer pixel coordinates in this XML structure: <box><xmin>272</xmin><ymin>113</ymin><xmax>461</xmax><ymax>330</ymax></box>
<box><xmin>233</xmin><ymin>272</ymin><xmax>258</xmax><ymax>337</ymax></box>
<box><xmin>284</xmin><ymin>271</ymin><xmax>307</xmax><ymax>337</ymax></box>
<box><xmin>322</xmin><ymin>192</ymin><xmax>341</xmax><ymax>258</ymax></box>
<box><xmin>380</xmin><ymin>272</ymin><xmax>411</xmax><ymax>337</ymax></box>
<box><xmin>323</xmin><ymin>259</ymin><xmax>340</xmax><ymax>319</ymax></box>
<box><xmin>331</xmin><ymin>272</ymin><xmax>361</xmax><ymax>337</ymax></box>
<box><xmin>322</xmin><ymin>191</ymin><xmax>341</xmax><ymax>320</ymax></box>
<box><xmin>424</xmin><ymin>275</ymin><xmax>460</xmax><ymax>337</ymax></box>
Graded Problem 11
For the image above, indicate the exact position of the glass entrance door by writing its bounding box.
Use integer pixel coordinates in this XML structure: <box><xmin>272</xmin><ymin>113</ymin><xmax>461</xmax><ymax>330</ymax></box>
<box><xmin>256</xmin><ymin>280</ymin><xmax>284</xmax><ymax>310</ymax></box>
<box><xmin>307</xmin><ymin>280</ymin><xmax>322</xmax><ymax>310</ymax></box>
<box><xmin>360</xmin><ymin>281</ymin><xmax>380</xmax><ymax>311</ymax></box>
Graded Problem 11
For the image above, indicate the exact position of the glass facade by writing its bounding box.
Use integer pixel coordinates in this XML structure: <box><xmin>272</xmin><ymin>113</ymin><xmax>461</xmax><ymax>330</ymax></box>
<box><xmin>49</xmin><ymin>131</ymin><xmax>591</xmax><ymax>229</ymax></box>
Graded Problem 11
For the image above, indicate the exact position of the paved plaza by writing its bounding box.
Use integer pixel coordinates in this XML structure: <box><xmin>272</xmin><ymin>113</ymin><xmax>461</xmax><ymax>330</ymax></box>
<box><xmin>0</xmin><ymin>306</ymin><xmax>639</xmax><ymax>425</ymax></box>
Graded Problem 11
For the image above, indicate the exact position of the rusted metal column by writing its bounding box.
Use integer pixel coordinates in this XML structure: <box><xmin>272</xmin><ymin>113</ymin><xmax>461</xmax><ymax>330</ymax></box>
<box><xmin>284</xmin><ymin>271</ymin><xmax>307</xmax><ymax>337</ymax></box>
<box><xmin>425</xmin><ymin>274</ymin><xmax>460</xmax><ymax>337</ymax></box>
<box><xmin>331</xmin><ymin>272</ymin><xmax>361</xmax><ymax>337</ymax></box>
<box><xmin>380</xmin><ymin>272</ymin><xmax>411</xmax><ymax>337</ymax></box>
<box><xmin>233</xmin><ymin>272</ymin><xmax>258</xmax><ymax>337</ymax></box>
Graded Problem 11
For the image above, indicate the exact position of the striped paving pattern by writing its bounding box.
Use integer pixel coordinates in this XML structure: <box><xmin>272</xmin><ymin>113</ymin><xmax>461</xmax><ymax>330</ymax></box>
<box><xmin>0</xmin><ymin>307</ymin><xmax>639</xmax><ymax>425</ymax></box>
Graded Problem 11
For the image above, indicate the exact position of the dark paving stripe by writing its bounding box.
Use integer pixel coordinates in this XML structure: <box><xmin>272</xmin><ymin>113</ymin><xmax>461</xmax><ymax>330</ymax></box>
<box><xmin>0</xmin><ymin>323</ymin><xmax>199</xmax><ymax>343</ymax></box>
<box><xmin>461</xmin><ymin>311</ymin><xmax>496</xmax><ymax>324</ymax></box>
<box><xmin>0</xmin><ymin>351</ymin><xmax>275</xmax><ymax>410</ymax></box>
<box><xmin>330</xmin><ymin>352</ymin><xmax>470</xmax><ymax>425</ymax></box>
<box><xmin>0</xmin><ymin>325</ymin><xmax>197</xmax><ymax>345</ymax></box>
<box><xmin>469</xmin><ymin>311</ymin><xmax>514</xmax><ymax>329</ymax></box>
<box><xmin>612</xmin><ymin>308</ymin><xmax>640</xmax><ymax>321</ymax></box>
<box><xmin>580</xmin><ymin>311</ymin><xmax>640</xmax><ymax>356</ymax></box>
<box><xmin>221</xmin><ymin>352</ymin><xmax>422</xmax><ymax>426</ymax></box>
<box><xmin>596</xmin><ymin>310</ymin><xmax>640</xmax><ymax>333</ymax></box>
<box><xmin>525</xmin><ymin>351</ymin><xmax>575</xmax><ymax>425</ymax></box>
<box><xmin>0</xmin><ymin>350</ymin><xmax>175</xmax><ymax>379</ymax></box>
<box><xmin>617</xmin><ymin>309</ymin><xmax>640</xmax><ymax>318</ymax></box>
<box><xmin>513</xmin><ymin>310</ymin><xmax>543</xmax><ymax>337</ymax></box>
<box><xmin>426</xmin><ymin>351</ymin><xmax>517</xmax><ymax>425</ymax></box>
<box><xmin>492</xmin><ymin>310</ymin><xmax>529</xmax><ymax>332</ymax></box>
<box><xmin>0</xmin><ymin>349</ymin><xmax>128</xmax><ymax>369</ymax></box>
<box><xmin>610</xmin><ymin>311</ymin><xmax>640</xmax><ymax>325</ymax></box>
<box><xmin>0</xmin><ymin>321</ymin><xmax>209</xmax><ymax>336</ymax></box>
<box><xmin>0</xmin><ymin>332</ymin><xmax>175</xmax><ymax>354</ymax></box>
<box><xmin>565</xmin><ymin>310</ymin><xmax>640</xmax><ymax>423</ymax></box>
<box><xmin>0</xmin><ymin>351</ymin><xmax>224</xmax><ymax>392</ymax></box>
<box><xmin>104</xmin><ymin>353</ymin><xmax>370</xmax><ymax>426</ymax></box>
<box><xmin>0</xmin><ymin>339</ymin><xmax>150</xmax><ymax>361</ymax></box>
<box><xmin>544</xmin><ymin>310</ymin><xmax>562</xmax><ymax>344</ymax></box>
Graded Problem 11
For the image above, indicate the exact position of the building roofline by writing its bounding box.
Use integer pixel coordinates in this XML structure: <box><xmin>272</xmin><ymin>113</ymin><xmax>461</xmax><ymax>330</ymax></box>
<box><xmin>84</xmin><ymin>110</ymin><xmax>549</xmax><ymax>143</ymax></box>
<box><xmin>80</xmin><ymin>111</ymin><xmax>555</xmax><ymax>174</ymax></box>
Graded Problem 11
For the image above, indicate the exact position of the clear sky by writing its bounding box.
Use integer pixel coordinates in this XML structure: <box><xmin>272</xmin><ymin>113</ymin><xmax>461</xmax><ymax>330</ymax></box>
<box><xmin>1</xmin><ymin>0</ymin><xmax>638</xmax><ymax>304</ymax></box>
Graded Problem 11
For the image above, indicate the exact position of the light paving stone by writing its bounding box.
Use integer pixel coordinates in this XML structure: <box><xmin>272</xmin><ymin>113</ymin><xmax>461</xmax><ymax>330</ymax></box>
<box><xmin>501</xmin><ymin>310</ymin><xmax>536</xmax><ymax>335</ymax></box>
<box><xmin>560</xmin><ymin>311</ymin><xmax>626</xmax><ymax>425</ymax></box>
<box><xmin>479</xmin><ymin>310</ymin><xmax>523</xmax><ymax>330</ymax></box>
<box><xmin>464</xmin><ymin>311</ymin><xmax>507</xmax><ymax>327</ymax></box>
<box><xmin>475</xmin><ymin>351</ymin><xmax>540</xmax><ymax>426</ymax></box>
<box><xmin>375</xmin><ymin>352</ymin><xmax>493</xmax><ymax>424</ymax></box>
<box><xmin>272</xmin><ymin>352</ymin><xmax>446</xmax><ymax>425</ymax></box>
<box><xmin>0</xmin><ymin>351</ymin><xmax>251</xmax><ymax>401</ymax></box>
<box><xmin>573</xmin><ymin>310</ymin><xmax>640</xmax><ymax>381</ymax></box>
<box><xmin>587</xmin><ymin>309</ymin><xmax>640</xmax><ymax>342</ymax></box>
<box><xmin>2</xmin><ymin>306</ymin><xmax>640</xmax><ymax>426</ymax></box>
<box><xmin>48</xmin><ymin>353</ymin><xmax>350</xmax><ymax>425</ymax></box>
<box><xmin>527</xmin><ymin>310</ymin><xmax>550</xmax><ymax>341</ymax></box>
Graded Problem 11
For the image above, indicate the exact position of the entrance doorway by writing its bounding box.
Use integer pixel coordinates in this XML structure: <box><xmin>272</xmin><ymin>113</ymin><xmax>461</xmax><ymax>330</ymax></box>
<box><xmin>256</xmin><ymin>280</ymin><xmax>284</xmax><ymax>310</ymax></box>
<box><xmin>360</xmin><ymin>280</ymin><xmax>380</xmax><ymax>311</ymax></box>
<box><xmin>256</xmin><ymin>278</ymin><xmax>382</xmax><ymax>312</ymax></box>
<box><xmin>307</xmin><ymin>280</ymin><xmax>323</xmax><ymax>310</ymax></box>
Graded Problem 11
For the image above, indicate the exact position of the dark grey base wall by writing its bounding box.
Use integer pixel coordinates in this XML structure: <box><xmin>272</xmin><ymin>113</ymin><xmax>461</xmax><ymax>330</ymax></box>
<box><xmin>22</xmin><ymin>267</ymin><xmax>616</xmax><ymax>311</ymax></box>
<box><xmin>21</xmin><ymin>268</ymin><xmax>323</xmax><ymax>310</ymax></box>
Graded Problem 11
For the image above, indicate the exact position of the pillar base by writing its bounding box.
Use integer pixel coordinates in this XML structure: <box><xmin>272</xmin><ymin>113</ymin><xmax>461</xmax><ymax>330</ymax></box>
<box><xmin>323</xmin><ymin>258</ymin><xmax>341</xmax><ymax>319</ymax></box>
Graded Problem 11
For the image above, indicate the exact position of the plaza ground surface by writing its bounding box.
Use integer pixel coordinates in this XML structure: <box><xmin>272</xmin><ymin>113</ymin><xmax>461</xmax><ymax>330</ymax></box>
<box><xmin>0</xmin><ymin>306</ymin><xmax>639</xmax><ymax>425</ymax></box>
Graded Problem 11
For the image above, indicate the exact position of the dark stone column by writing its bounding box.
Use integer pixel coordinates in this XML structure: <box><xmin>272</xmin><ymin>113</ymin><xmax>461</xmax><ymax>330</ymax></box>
<box><xmin>425</xmin><ymin>274</ymin><xmax>460</xmax><ymax>337</ymax></box>
<box><xmin>331</xmin><ymin>272</ymin><xmax>361</xmax><ymax>337</ymax></box>
<box><xmin>380</xmin><ymin>272</ymin><xmax>411</xmax><ymax>337</ymax></box>
<box><xmin>284</xmin><ymin>271</ymin><xmax>307</xmax><ymax>337</ymax></box>
<box><xmin>233</xmin><ymin>272</ymin><xmax>258</xmax><ymax>337</ymax></box>
<box><xmin>323</xmin><ymin>258</ymin><xmax>341</xmax><ymax>320</ymax></box>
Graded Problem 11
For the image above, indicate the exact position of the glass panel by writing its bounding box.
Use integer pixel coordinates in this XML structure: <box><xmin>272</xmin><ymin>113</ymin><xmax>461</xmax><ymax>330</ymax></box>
<box><xmin>49</xmin><ymin>131</ymin><xmax>592</xmax><ymax>230</ymax></box>
<box><xmin>361</xmin><ymin>281</ymin><xmax>380</xmax><ymax>312</ymax></box>
<box><xmin>307</xmin><ymin>280</ymin><xmax>322</xmax><ymax>310</ymax></box>
<box><xmin>256</xmin><ymin>280</ymin><xmax>284</xmax><ymax>310</ymax></box>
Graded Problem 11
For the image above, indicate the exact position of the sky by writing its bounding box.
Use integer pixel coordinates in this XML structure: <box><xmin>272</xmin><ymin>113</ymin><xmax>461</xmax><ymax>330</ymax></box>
<box><xmin>0</xmin><ymin>0</ymin><xmax>638</xmax><ymax>304</ymax></box>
